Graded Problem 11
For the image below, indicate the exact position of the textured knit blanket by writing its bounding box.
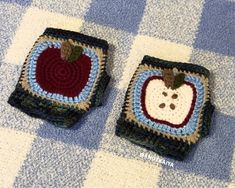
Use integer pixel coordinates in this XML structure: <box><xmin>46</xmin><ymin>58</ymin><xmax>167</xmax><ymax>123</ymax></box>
<box><xmin>0</xmin><ymin>0</ymin><xmax>234</xmax><ymax>187</ymax></box>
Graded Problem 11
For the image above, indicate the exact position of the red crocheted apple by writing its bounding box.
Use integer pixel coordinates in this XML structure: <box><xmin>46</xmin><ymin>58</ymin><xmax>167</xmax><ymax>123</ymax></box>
<box><xmin>36</xmin><ymin>41</ymin><xmax>91</xmax><ymax>97</ymax></box>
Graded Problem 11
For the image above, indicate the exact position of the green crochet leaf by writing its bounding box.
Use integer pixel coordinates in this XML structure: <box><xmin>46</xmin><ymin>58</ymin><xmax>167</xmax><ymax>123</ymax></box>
<box><xmin>68</xmin><ymin>46</ymin><xmax>83</xmax><ymax>62</ymax></box>
<box><xmin>172</xmin><ymin>73</ymin><xmax>185</xmax><ymax>89</ymax></box>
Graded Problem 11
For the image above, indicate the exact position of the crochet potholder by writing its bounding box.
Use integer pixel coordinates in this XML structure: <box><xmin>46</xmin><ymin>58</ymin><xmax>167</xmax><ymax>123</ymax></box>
<box><xmin>8</xmin><ymin>28</ymin><xmax>110</xmax><ymax>128</ymax></box>
<box><xmin>116</xmin><ymin>56</ymin><xmax>214</xmax><ymax>160</ymax></box>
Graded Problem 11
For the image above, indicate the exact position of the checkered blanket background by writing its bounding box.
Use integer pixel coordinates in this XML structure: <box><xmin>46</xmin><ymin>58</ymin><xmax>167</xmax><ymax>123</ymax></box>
<box><xmin>0</xmin><ymin>0</ymin><xmax>234</xmax><ymax>187</ymax></box>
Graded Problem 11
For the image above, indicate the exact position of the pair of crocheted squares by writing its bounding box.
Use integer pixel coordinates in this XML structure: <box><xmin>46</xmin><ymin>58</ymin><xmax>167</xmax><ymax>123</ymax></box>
<box><xmin>116</xmin><ymin>56</ymin><xmax>215</xmax><ymax>160</ymax></box>
<box><xmin>8</xmin><ymin>28</ymin><xmax>110</xmax><ymax>128</ymax></box>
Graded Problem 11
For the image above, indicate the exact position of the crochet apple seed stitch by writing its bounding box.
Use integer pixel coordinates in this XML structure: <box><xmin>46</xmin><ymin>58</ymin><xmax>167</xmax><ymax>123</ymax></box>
<box><xmin>8</xmin><ymin>28</ymin><xmax>110</xmax><ymax>128</ymax></box>
<box><xmin>116</xmin><ymin>56</ymin><xmax>214</xmax><ymax>160</ymax></box>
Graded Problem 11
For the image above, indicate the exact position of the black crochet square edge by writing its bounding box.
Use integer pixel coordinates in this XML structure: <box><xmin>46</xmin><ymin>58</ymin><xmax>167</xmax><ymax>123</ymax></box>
<box><xmin>142</xmin><ymin>55</ymin><xmax>210</xmax><ymax>77</ymax></box>
<box><xmin>43</xmin><ymin>27</ymin><xmax>109</xmax><ymax>52</ymax></box>
<box><xmin>115</xmin><ymin>56</ymin><xmax>215</xmax><ymax>161</ymax></box>
<box><xmin>7</xmin><ymin>28</ymin><xmax>111</xmax><ymax>128</ymax></box>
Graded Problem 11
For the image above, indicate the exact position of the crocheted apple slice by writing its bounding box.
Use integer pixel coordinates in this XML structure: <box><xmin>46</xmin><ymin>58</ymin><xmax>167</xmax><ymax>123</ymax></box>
<box><xmin>142</xmin><ymin>76</ymin><xmax>196</xmax><ymax>127</ymax></box>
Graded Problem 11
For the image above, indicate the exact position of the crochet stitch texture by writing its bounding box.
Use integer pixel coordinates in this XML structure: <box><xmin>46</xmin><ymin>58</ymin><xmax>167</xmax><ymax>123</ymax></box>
<box><xmin>8</xmin><ymin>28</ymin><xmax>110</xmax><ymax>128</ymax></box>
<box><xmin>116</xmin><ymin>56</ymin><xmax>214</xmax><ymax>160</ymax></box>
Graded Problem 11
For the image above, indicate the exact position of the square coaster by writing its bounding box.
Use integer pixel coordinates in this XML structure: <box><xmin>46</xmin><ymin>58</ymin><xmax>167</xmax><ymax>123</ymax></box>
<box><xmin>116</xmin><ymin>56</ymin><xmax>214</xmax><ymax>160</ymax></box>
<box><xmin>8</xmin><ymin>28</ymin><xmax>110</xmax><ymax>128</ymax></box>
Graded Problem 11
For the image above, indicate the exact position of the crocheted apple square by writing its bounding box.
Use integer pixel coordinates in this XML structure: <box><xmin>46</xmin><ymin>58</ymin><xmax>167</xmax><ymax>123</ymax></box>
<box><xmin>116</xmin><ymin>56</ymin><xmax>214</xmax><ymax>160</ymax></box>
<box><xmin>8</xmin><ymin>28</ymin><xmax>110</xmax><ymax>128</ymax></box>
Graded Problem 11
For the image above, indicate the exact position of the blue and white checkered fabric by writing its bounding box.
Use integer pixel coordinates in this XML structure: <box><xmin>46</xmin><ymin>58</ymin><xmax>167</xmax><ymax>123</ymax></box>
<box><xmin>0</xmin><ymin>0</ymin><xmax>234</xmax><ymax>187</ymax></box>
